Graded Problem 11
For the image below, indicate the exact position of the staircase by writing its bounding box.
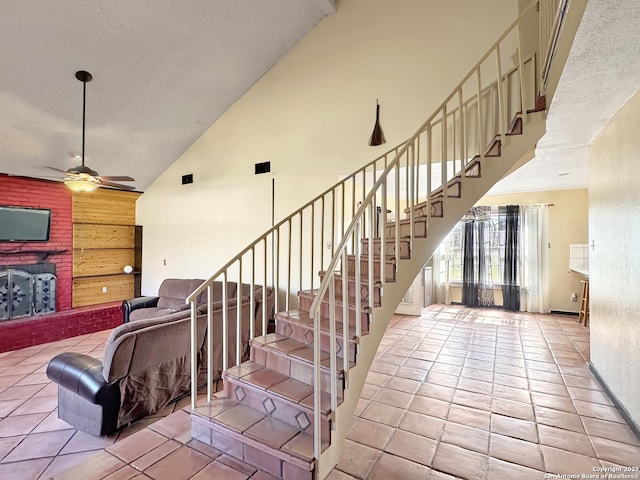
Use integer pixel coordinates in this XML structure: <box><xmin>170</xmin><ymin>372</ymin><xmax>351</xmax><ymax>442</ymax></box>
<box><xmin>186</xmin><ymin>1</ymin><xmax>586</xmax><ymax>478</ymax></box>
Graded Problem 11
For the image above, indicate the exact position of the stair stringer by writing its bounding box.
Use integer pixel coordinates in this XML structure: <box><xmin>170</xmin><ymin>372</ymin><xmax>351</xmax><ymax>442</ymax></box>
<box><xmin>314</xmin><ymin>111</ymin><xmax>547</xmax><ymax>478</ymax></box>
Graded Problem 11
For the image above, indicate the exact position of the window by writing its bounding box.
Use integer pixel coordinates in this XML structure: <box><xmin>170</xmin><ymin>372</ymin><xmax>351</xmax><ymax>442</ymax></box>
<box><xmin>442</xmin><ymin>207</ymin><xmax>509</xmax><ymax>285</ymax></box>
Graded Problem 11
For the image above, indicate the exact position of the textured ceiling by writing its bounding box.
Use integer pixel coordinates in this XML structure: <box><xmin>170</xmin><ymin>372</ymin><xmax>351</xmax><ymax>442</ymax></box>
<box><xmin>0</xmin><ymin>0</ymin><xmax>334</xmax><ymax>190</ymax></box>
<box><xmin>488</xmin><ymin>0</ymin><xmax>640</xmax><ymax>195</ymax></box>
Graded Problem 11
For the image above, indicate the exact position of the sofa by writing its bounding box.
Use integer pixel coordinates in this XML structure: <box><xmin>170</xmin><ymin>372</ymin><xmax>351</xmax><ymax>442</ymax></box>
<box><xmin>46</xmin><ymin>281</ymin><xmax>274</xmax><ymax>436</ymax></box>
<box><xmin>122</xmin><ymin>278</ymin><xmax>206</xmax><ymax>323</ymax></box>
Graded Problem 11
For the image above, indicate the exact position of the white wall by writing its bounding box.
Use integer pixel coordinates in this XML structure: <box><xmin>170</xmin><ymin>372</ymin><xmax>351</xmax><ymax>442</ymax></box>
<box><xmin>589</xmin><ymin>90</ymin><xmax>640</xmax><ymax>427</ymax></box>
<box><xmin>137</xmin><ymin>0</ymin><xmax>517</xmax><ymax>294</ymax></box>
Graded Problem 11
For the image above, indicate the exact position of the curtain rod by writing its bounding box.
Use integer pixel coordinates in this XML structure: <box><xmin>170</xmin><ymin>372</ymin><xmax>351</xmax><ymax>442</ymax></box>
<box><xmin>484</xmin><ymin>203</ymin><xmax>555</xmax><ymax>207</ymax></box>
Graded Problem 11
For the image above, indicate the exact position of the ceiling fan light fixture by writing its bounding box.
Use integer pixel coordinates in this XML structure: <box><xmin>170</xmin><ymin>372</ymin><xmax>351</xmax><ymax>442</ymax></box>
<box><xmin>67</xmin><ymin>164</ymin><xmax>99</xmax><ymax>177</ymax></box>
<box><xmin>65</xmin><ymin>178</ymin><xmax>100</xmax><ymax>192</ymax></box>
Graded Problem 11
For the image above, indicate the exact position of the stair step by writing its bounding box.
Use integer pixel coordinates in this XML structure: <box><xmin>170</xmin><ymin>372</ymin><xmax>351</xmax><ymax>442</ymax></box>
<box><xmin>485</xmin><ymin>136</ymin><xmax>501</xmax><ymax>157</ymax></box>
<box><xmin>298</xmin><ymin>290</ymin><xmax>371</xmax><ymax>332</ymax></box>
<box><xmin>464</xmin><ymin>158</ymin><xmax>482</xmax><ymax>177</ymax></box>
<box><xmin>361</xmin><ymin>237</ymin><xmax>411</xmax><ymax>259</ymax></box>
<box><xmin>192</xmin><ymin>398</ymin><xmax>324</xmax><ymax>479</ymax></box>
<box><xmin>384</xmin><ymin>217</ymin><xmax>428</xmax><ymax>238</ymax></box>
<box><xmin>507</xmin><ymin>115</ymin><xmax>523</xmax><ymax>135</ymax></box>
<box><xmin>226</xmin><ymin>362</ymin><xmax>337</xmax><ymax>416</ymax></box>
<box><xmin>399</xmin><ymin>150</ymin><xmax>483</xmax><ymax>221</ymax></box>
<box><xmin>428</xmin><ymin>177</ymin><xmax>462</xmax><ymax>200</ymax></box>
<box><xmin>250</xmin><ymin>334</ymin><xmax>350</xmax><ymax>392</ymax></box>
<box><xmin>346</xmin><ymin>254</ymin><xmax>396</xmax><ymax>283</ymax></box>
<box><xmin>222</xmin><ymin>361</ymin><xmax>334</xmax><ymax>441</ymax></box>
<box><xmin>425</xmin><ymin>158</ymin><xmax>481</xmax><ymax>200</ymax></box>
<box><xmin>405</xmin><ymin>199</ymin><xmax>443</xmax><ymax>219</ymax></box>
<box><xmin>528</xmin><ymin>95</ymin><xmax>546</xmax><ymax>113</ymax></box>
<box><xmin>402</xmin><ymin>157</ymin><xmax>482</xmax><ymax>219</ymax></box>
<box><xmin>318</xmin><ymin>271</ymin><xmax>382</xmax><ymax>307</ymax></box>
<box><xmin>275</xmin><ymin>309</ymin><xmax>361</xmax><ymax>362</ymax></box>
<box><xmin>405</xmin><ymin>182</ymin><xmax>466</xmax><ymax>219</ymax></box>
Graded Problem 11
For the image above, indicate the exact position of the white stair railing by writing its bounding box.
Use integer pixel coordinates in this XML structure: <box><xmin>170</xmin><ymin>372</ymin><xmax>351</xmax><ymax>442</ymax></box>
<box><xmin>540</xmin><ymin>0</ymin><xmax>568</xmax><ymax>90</ymax></box>
<box><xmin>186</xmin><ymin>0</ymin><xmax>572</xmax><ymax>477</ymax></box>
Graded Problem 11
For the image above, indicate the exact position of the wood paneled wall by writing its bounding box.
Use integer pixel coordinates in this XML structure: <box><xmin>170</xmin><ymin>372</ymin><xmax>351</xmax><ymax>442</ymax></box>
<box><xmin>72</xmin><ymin>189</ymin><xmax>141</xmax><ymax>307</ymax></box>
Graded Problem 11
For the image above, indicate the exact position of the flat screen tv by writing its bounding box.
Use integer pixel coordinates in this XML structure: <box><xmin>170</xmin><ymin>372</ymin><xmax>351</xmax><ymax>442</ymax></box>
<box><xmin>0</xmin><ymin>206</ymin><xmax>52</xmax><ymax>242</ymax></box>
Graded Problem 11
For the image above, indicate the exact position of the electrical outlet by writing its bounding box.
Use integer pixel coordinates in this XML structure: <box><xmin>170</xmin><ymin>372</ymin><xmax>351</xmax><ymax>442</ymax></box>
<box><xmin>102</xmin><ymin>286</ymin><xmax>108</xmax><ymax>293</ymax></box>
<box><xmin>571</xmin><ymin>293</ymin><xmax>578</xmax><ymax>302</ymax></box>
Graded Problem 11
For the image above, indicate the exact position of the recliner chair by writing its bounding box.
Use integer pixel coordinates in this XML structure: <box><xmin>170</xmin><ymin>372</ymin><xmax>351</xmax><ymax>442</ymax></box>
<box><xmin>122</xmin><ymin>278</ymin><xmax>206</xmax><ymax>323</ymax></box>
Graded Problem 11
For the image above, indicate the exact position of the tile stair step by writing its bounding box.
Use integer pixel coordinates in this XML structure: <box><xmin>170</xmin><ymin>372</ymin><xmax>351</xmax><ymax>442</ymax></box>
<box><xmin>318</xmin><ymin>271</ymin><xmax>382</xmax><ymax>307</ymax></box>
<box><xmin>361</xmin><ymin>237</ymin><xmax>411</xmax><ymax>259</ymax></box>
<box><xmin>405</xmin><ymin>195</ymin><xmax>451</xmax><ymax>219</ymax></box>
<box><xmin>249</xmin><ymin>333</ymin><xmax>350</xmax><ymax>392</ymax></box>
<box><xmin>297</xmin><ymin>290</ymin><xmax>371</xmax><ymax>332</ymax></box>
<box><xmin>346</xmin><ymin>254</ymin><xmax>396</xmax><ymax>283</ymax></box>
<box><xmin>398</xmin><ymin>119</ymin><xmax>515</xmax><ymax>222</ymax></box>
<box><xmin>221</xmin><ymin>361</ymin><xmax>334</xmax><ymax>442</ymax></box>
<box><xmin>383</xmin><ymin>217</ymin><xmax>428</xmax><ymax>238</ymax></box>
<box><xmin>485</xmin><ymin>135</ymin><xmax>502</xmax><ymax>157</ymax></box>
<box><xmin>275</xmin><ymin>309</ymin><xmax>361</xmax><ymax>362</ymax></box>
<box><xmin>401</xmin><ymin>131</ymin><xmax>500</xmax><ymax>220</ymax></box>
<box><xmin>192</xmin><ymin>398</ymin><xmax>325</xmax><ymax>479</ymax></box>
<box><xmin>528</xmin><ymin>95</ymin><xmax>546</xmax><ymax>114</ymax></box>
<box><xmin>505</xmin><ymin>108</ymin><xmax>538</xmax><ymax>135</ymax></box>
<box><xmin>464</xmin><ymin>158</ymin><xmax>482</xmax><ymax>177</ymax></box>
<box><xmin>507</xmin><ymin>115</ymin><xmax>523</xmax><ymax>135</ymax></box>
<box><xmin>427</xmin><ymin>177</ymin><xmax>462</xmax><ymax>201</ymax></box>
<box><xmin>404</xmin><ymin>158</ymin><xmax>482</xmax><ymax>218</ymax></box>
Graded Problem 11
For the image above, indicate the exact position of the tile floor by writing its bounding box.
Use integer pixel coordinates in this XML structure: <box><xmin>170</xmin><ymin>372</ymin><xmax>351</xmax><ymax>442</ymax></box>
<box><xmin>0</xmin><ymin>304</ymin><xmax>639</xmax><ymax>479</ymax></box>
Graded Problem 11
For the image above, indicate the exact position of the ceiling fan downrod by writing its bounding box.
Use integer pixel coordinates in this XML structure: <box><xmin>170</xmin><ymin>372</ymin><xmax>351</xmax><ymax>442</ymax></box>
<box><xmin>75</xmin><ymin>70</ymin><xmax>92</xmax><ymax>170</ymax></box>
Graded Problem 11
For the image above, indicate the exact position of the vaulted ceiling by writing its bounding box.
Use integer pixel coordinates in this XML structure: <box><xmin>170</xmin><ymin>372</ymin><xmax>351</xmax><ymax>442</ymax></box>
<box><xmin>1</xmin><ymin>1</ymin><xmax>638</xmax><ymax>195</ymax></box>
<box><xmin>0</xmin><ymin>0</ymin><xmax>335</xmax><ymax>191</ymax></box>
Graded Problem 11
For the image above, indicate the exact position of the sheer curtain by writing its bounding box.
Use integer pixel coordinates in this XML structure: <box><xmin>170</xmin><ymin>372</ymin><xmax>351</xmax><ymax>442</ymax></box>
<box><xmin>519</xmin><ymin>204</ymin><xmax>550</xmax><ymax>313</ymax></box>
<box><xmin>432</xmin><ymin>243</ymin><xmax>452</xmax><ymax>305</ymax></box>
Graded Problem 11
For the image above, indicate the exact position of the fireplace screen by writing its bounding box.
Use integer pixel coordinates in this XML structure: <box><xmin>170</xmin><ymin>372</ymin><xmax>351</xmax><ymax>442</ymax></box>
<box><xmin>0</xmin><ymin>269</ymin><xmax>57</xmax><ymax>320</ymax></box>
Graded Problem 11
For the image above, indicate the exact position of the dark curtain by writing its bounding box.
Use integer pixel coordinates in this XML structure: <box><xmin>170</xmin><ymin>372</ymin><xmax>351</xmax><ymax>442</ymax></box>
<box><xmin>461</xmin><ymin>207</ymin><xmax>495</xmax><ymax>308</ymax></box>
<box><xmin>461</xmin><ymin>221</ymin><xmax>477</xmax><ymax>306</ymax></box>
<box><xmin>502</xmin><ymin>205</ymin><xmax>520</xmax><ymax>311</ymax></box>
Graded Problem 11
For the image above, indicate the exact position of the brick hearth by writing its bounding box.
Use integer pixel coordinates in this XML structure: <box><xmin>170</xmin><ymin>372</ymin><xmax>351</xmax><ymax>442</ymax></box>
<box><xmin>0</xmin><ymin>301</ymin><xmax>122</xmax><ymax>353</ymax></box>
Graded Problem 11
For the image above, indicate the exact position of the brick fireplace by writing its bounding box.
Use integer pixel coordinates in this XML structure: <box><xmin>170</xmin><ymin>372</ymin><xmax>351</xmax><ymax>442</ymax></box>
<box><xmin>0</xmin><ymin>175</ymin><xmax>122</xmax><ymax>353</ymax></box>
<box><xmin>0</xmin><ymin>175</ymin><xmax>72</xmax><ymax>312</ymax></box>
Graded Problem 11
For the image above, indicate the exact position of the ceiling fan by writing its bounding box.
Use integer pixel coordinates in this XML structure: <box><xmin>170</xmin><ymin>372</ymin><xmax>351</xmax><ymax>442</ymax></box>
<box><xmin>46</xmin><ymin>71</ymin><xmax>136</xmax><ymax>192</ymax></box>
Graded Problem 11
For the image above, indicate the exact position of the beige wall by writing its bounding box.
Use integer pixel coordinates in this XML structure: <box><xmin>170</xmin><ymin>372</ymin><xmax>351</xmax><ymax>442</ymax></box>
<box><xmin>589</xmin><ymin>90</ymin><xmax>640</xmax><ymax>427</ymax></box>
<box><xmin>136</xmin><ymin>0</ymin><xmax>517</xmax><ymax>294</ymax></box>
<box><xmin>475</xmin><ymin>189</ymin><xmax>589</xmax><ymax>312</ymax></box>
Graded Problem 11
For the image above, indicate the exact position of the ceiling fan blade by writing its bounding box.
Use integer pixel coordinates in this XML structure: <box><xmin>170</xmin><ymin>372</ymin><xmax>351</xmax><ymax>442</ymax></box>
<box><xmin>99</xmin><ymin>175</ymin><xmax>135</xmax><ymax>182</ymax></box>
<box><xmin>44</xmin><ymin>166</ymin><xmax>71</xmax><ymax>174</ymax></box>
<box><xmin>99</xmin><ymin>180</ymin><xmax>136</xmax><ymax>191</ymax></box>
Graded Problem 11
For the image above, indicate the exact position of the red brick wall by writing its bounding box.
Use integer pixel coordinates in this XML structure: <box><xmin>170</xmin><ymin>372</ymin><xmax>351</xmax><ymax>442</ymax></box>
<box><xmin>0</xmin><ymin>302</ymin><xmax>122</xmax><ymax>353</ymax></box>
<box><xmin>0</xmin><ymin>175</ymin><xmax>73</xmax><ymax>311</ymax></box>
